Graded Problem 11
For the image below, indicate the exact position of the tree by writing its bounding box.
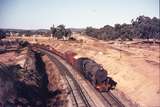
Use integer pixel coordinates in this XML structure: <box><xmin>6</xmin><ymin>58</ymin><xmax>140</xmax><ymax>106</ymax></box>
<box><xmin>131</xmin><ymin>16</ymin><xmax>160</xmax><ymax>40</ymax></box>
<box><xmin>50</xmin><ymin>24</ymin><xmax>56</xmax><ymax>37</ymax></box>
<box><xmin>50</xmin><ymin>24</ymin><xmax>72</xmax><ymax>40</ymax></box>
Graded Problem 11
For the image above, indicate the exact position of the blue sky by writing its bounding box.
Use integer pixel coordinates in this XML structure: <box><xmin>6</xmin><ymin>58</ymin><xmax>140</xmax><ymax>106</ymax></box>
<box><xmin>0</xmin><ymin>0</ymin><xmax>159</xmax><ymax>29</ymax></box>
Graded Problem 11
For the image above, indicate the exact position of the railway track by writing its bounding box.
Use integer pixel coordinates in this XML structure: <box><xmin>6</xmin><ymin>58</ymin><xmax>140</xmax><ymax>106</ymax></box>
<box><xmin>0</xmin><ymin>62</ymin><xmax>10</xmax><ymax>72</ymax></box>
<box><xmin>39</xmin><ymin>48</ymin><xmax>95</xmax><ymax>107</ymax></box>
<box><xmin>100</xmin><ymin>92</ymin><xmax>125</xmax><ymax>107</ymax></box>
<box><xmin>33</xmin><ymin>45</ymin><xmax>125</xmax><ymax>107</ymax></box>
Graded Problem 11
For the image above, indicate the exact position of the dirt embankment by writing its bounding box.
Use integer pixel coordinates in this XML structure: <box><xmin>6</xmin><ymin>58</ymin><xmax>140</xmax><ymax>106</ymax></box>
<box><xmin>0</xmin><ymin>52</ymin><xmax>16</xmax><ymax>64</ymax></box>
<box><xmin>0</xmin><ymin>47</ymin><xmax>67</xmax><ymax>107</ymax></box>
<box><xmin>42</xmin><ymin>55</ymin><xmax>68</xmax><ymax>106</ymax></box>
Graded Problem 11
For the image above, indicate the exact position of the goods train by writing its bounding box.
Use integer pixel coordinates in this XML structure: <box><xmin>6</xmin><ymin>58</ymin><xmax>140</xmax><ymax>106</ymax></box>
<box><xmin>33</xmin><ymin>44</ymin><xmax>117</xmax><ymax>92</ymax></box>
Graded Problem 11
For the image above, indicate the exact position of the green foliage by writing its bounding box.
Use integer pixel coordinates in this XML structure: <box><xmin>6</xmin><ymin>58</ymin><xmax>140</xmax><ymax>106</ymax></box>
<box><xmin>132</xmin><ymin>16</ymin><xmax>160</xmax><ymax>39</ymax></box>
<box><xmin>85</xmin><ymin>16</ymin><xmax>160</xmax><ymax>41</ymax></box>
<box><xmin>50</xmin><ymin>24</ymin><xmax>72</xmax><ymax>39</ymax></box>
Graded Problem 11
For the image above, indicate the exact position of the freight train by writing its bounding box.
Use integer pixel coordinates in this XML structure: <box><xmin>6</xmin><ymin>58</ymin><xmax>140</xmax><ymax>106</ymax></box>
<box><xmin>33</xmin><ymin>44</ymin><xmax>117</xmax><ymax>92</ymax></box>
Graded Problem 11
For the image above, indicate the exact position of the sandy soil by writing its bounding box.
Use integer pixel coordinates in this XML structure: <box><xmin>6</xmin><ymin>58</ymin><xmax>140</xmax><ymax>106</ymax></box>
<box><xmin>13</xmin><ymin>34</ymin><xmax>160</xmax><ymax>107</ymax></box>
<box><xmin>0</xmin><ymin>52</ymin><xmax>17</xmax><ymax>64</ymax></box>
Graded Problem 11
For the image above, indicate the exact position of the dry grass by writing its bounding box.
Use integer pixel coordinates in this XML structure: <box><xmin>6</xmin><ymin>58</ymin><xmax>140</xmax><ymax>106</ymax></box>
<box><xmin>42</xmin><ymin>55</ymin><xmax>68</xmax><ymax>106</ymax></box>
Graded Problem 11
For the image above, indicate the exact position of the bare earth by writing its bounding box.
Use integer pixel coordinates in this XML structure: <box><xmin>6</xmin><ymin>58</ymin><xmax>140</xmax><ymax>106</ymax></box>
<box><xmin>10</xmin><ymin>34</ymin><xmax>160</xmax><ymax>107</ymax></box>
<box><xmin>0</xmin><ymin>52</ymin><xmax>16</xmax><ymax>64</ymax></box>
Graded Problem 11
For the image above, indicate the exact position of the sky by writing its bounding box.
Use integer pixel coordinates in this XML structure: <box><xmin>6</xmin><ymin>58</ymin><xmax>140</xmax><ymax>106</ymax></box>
<box><xmin>0</xmin><ymin>0</ymin><xmax>159</xmax><ymax>29</ymax></box>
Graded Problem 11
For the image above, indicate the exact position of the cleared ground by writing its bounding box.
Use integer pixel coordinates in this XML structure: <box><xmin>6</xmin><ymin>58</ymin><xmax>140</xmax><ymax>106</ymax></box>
<box><xmin>10</xmin><ymin>33</ymin><xmax>160</xmax><ymax>107</ymax></box>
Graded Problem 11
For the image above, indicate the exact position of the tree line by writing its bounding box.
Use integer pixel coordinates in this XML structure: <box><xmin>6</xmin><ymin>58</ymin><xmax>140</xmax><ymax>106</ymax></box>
<box><xmin>85</xmin><ymin>16</ymin><xmax>160</xmax><ymax>41</ymax></box>
<box><xmin>0</xmin><ymin>24</ymin><xmax>72</xmax><ymax>40</ymax></box>
<box><xmin>0</xmin><ymin>29</ymin><xmax>50</xmax><ymax>38</ymax></box>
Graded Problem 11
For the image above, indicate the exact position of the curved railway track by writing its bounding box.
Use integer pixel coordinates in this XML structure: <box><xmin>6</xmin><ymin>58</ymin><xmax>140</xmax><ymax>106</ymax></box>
<box><xmin>35</xmin><ymin>46</ymin><xmax>125</xmax><ymax>107</ymax></box>
<box><xmin>39</xmin><ymin>48</ymin><xmax>95</xmax><ymax>107</ymax></box>
<box><xmin>0</xmin><ymin>62</ymin><xmax>10</xmax><ymax>72</ymax></box>
<box><xmin>100</xmin><ymin>92</ymin><xmax>125</xmax><ymax>107</ymax></box>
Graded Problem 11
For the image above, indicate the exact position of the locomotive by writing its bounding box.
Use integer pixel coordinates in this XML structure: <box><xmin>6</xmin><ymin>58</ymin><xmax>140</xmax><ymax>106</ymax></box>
<box><xmin>74</xmin><ymin>57</ymin><xmax>117</xmax><ymax>92</ymax></box>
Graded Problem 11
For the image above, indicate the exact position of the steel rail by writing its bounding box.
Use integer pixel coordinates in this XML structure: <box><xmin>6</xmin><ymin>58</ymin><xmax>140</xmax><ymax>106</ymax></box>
<box><xmin>100</xmin><ymin>92</ymin><xmax>125</xmax><ymax>107</ymax></box>
<box><xmin>39</xmin><ymin>48</ymin><xmax>92</xmax><ymax>107</ymax></box>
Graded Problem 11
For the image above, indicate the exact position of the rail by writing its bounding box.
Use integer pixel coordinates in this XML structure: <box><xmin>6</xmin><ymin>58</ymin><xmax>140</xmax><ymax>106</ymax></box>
<box><xmin>100</xmin><ymin>92</ymin><xmax>125</xmax><ymax>107</ymax></box>
<box><xmin>39</xmin><ymin>48</ymin><xmax>94</xmax><ymax>107</ymax></box>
